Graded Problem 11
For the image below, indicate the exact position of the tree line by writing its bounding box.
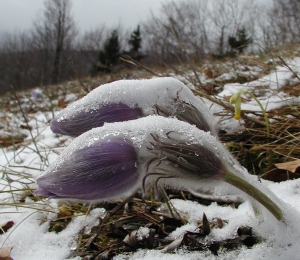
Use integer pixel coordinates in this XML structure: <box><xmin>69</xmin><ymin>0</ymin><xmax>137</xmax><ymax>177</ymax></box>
<box><xmin>0</xmin><ymin>0</ymin><xmax>299</xmax><ymax>94</ymax></box>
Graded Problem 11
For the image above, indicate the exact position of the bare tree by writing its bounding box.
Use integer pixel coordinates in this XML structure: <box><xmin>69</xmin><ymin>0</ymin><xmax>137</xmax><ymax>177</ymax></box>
<box><xmin>143</xmin><ymin>0</ymin><xmax>210</xmax><ymax>65</ymax></box>
<box><xmin>75</xmin><ymin>26</ymin><xmax>107</xmax><ymax>75</ymax></box>
<box><xmin>32</xmin><ymin>0</ymin><xmax>77</xmax><ymax>85</ymax></box>
<box><xmin>143</xmin><ymin>0</ymin><xmax>258</xmax><ymax>64</ymax></box>
<box><xmin>0</xmin><ymin>32</ymin><xmax>35</xmax><ymax>93</ymax></box>
<box><xmin>78</xmin><ymin>26</ymin><xmax>106</xmax><ymax>53</ymax></box>
<box><xmin>261</xmin><ymin>0</ymin><xmax>300</xmax><ymax>46</ymax></box>
<box><xmin>206</xmin><ymin>0</ymin><xmax>256</xmax><ymax>56</ymax></box>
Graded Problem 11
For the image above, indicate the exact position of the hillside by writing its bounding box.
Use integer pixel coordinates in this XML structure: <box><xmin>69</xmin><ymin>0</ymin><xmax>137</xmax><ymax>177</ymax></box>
<box><xmin>0</xmin><ymin>46</ymin><xmax>300</xmax><ymax>259</ymax></box>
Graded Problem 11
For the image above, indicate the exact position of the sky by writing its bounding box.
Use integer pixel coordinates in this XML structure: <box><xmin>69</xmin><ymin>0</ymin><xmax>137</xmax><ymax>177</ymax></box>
<box><xmin>0</xmin><ymin>0</ymin><xmax>272</xmax><ymax>36</ymax></box>
<box><xmin>0</xmin><ymin>0</ymin><xmax>163</xmax><ymax>34</ymax></box>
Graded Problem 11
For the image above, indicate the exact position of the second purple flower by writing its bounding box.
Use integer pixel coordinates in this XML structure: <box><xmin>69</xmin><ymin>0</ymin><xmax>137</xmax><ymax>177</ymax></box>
<box><xmin>51</xmin><ymin>77</ymin><xmax>217</xmax><ymax>137</ymax></box>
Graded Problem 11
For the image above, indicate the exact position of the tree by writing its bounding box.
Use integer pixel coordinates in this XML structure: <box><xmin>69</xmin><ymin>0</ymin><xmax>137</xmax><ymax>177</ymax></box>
<box><xmin>32</xmin><ymin>0</ymin><xmax>77</xmax><ymax>85</ymax></box>
<box><xmin>127</xmin><ymin>25</ymin><xmax>144</xmax><ymax>61</ymax></box>
<box><xmin>228</xmin><ymin>28</ymin><xmax>253</xmax><ymax>54</ymax></box>
<box><xmin>207</xmin><ymin>0</ymin><xmax>256</xmax><ymax>56</ymax></box>
<box><xmin>0</xmin><ymin>32</ymin><xmax>35</xmax><ymax>93</ymax></box>
<box><xmin>75</xmin><ymin>26</ymin><xmax>106</xmax><ymax>77</ymax></box>
<box><xmin>129</xmin><ymin>25</ymin><xmax>142</xmax><ymax>52</ymax></box>
<box><xmin>92</xmin><ymin>30</ymin><xmax>121</xmax><ymax>73</ymax></box>
<box><xmin>261</xmin><ymin>0</ymin><xmax>300</xmax><ymax>46</ymax></box>
<box><xmin>143</xmin><ymin>0</ymin><xmax>209</xmax><ymax>64</ymax></box>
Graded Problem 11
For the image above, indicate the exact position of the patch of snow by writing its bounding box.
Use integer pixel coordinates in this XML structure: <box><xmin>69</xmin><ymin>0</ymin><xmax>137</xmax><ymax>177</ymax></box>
<box><xmin>0</xmin><ymin>55</ymin><xmax>300</xmax><ymax>259</ymax></box>
<box><xmin>136</xmin><ymin>227</ymin><xmax>150</xmax><ymax>240</ymax></box>
<box><xmin>65</xmin><ymin>93</ymin><xmax>78</xmax><ymax>103</ymax></box>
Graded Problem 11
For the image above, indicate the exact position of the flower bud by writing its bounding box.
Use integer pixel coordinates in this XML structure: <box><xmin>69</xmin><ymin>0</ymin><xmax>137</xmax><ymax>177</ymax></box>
<box><xmin>229</xmin><ymin>91</ymin><xmax>242</xmax><ymax>120</ymax></box>
<box><xmin>51</xmin><ymin>103</ymin><xmax>142</xmax><ymax>137</ymax></box>
<box><xmin>50</xmin><ymin>78</ymin><xmax>217</xmax><ymax>137</ymax></box>
<box><xmin>36</xmin><ymin>116</ymin><xmax>284</xmax><ymax>221</ymax></box>
<box><xmin>35</xmin><ymin>138</ymin><xmax>139</xmax><ymax>200</ymax></box>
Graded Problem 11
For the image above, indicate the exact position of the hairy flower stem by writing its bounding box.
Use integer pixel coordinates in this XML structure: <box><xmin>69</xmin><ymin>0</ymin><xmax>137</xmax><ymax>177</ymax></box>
<box><xmin>224</xmin><ymin>171</ymin><xmax>284</xmax><ymax>222</ymax></box>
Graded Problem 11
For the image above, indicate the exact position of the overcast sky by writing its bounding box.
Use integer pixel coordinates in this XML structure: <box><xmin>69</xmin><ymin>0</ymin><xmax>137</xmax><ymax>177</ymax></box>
<box><xmin>0</xmin><ymin>0</ymin><xmax>163</xmax><ymax>34</ymax></box>
<box><xmin>0</xmin><ymin>0</ymin><xmax>272</xmax><ymax>36</ymax></box>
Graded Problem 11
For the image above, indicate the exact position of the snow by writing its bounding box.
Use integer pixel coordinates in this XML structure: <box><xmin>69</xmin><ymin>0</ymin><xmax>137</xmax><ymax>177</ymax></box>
<box><xmin>64</xmin><ymin>93</ymin><xmax>78</xmax><ymax>103</ymax></box>
<box><xmin>136</xmin><ymin>227</ymin><xmax>150</xmax><ymax>240</ymax></box>
<box><xmin>0</xmin><ymin>55</ymin><xmax>300</xmax><ymax>259</ymax></box>
<box><xmin>53</xmin><ymin>77</ymin><xmax>217</xmax><ymax>136</ymax></box>
<box><xmin>0</xmin><ymin>203</ymin><xmax>105</xmax><ymax>260</ymax></box>
<box><xmin>203</xmin><ymin>60</ymin><xmax>300</xmax><ymax>133</ymax></box>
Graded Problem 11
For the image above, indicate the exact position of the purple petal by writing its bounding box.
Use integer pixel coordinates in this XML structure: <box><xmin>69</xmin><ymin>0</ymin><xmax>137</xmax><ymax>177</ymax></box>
<box><xmin>51</xmin><ymin>103</ymin><xmax>143</xmax><ymax>137</ymax></box>
<box><xmin>36</xmin><ymin>139</ymin><xmax>139</xmax><ymax>201</ymax></box>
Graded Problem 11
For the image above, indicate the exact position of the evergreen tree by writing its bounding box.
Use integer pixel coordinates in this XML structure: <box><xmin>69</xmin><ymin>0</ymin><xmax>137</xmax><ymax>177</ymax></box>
<box><xmin>93</xmin><ymin>30</ymin><xmax>121</xmax><ymax>73</ymax></box>
<box><xmin>126</xmin><ymin>25</ymin><xmax>144</xmax><ymax>61</ymax></box>
<box><xmin>228</xmin><ymin>28</ymin><xmax>252</xmax><ymax>54</ymax></box>
<box><xmin>128</xmin><ymin>25</ymin><xmax>142</xmax><ymax>52</ymax></box>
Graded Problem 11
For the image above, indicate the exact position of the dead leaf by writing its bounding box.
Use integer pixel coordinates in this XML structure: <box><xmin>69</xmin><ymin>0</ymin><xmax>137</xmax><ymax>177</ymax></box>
<box><xmin>161</xmin><ymin>236</ymin><xmax>183</xmax><ymax>253</ymax></box>
<box><xmin>214</xmin><ymin>217</ymin><xmax>224</xmax><ymax>228</ymax></box>
<box><xmin>123</xmin><ymin>228</ymin><xmax>156</xmax><ymax>249</ymax></box>
<box><xmin>58</xmin><ymin>99</ymin><xmax>68</xmax><ymax>108</ymax></box>
<box><xmin>123</xmin><ymin>230</ymin><xmax>138</xmax><ymax>248</ymax></box>
<box><xmin>0</xmin><ymin>247</ymin><xmax>13</xmax><ymax>260</ymax></box>
<box><xmin>275</xmin><ymin>159</ymin><xmax>300</xmax><ymax>173</ymax></box>
<box><xmin>58</xmin><ymin>205</ymin><xmax>73</xmax><ymax>217</ymax></box>
<box><xmin>0</xmin><ymin>221</ymin><xmax>14</xmax><ymax>235</ymax></box>
<box><xmin>266</xmin><ymin>163</ymin><xmax>300</xmax><ymax>182</ymax></box>
<box><xmin>202</xmin><ymin>212</ymin><xmax>210</xmax><ymax>235</ymax></box>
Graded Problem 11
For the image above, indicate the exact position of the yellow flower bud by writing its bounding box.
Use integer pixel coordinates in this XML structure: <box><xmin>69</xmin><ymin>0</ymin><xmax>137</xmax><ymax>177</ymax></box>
<box><xmin>229</xmin><ymin>91</ymin><xmax>241</xmax><ymax>105</ymax></box>
<box><xmin>234</xmin><ymin>114</ymin><xmax>242</xmax><ymax>120</ymax></box>
<box><xmin>230</xmin><ymin>91</ymin><xmax>242</xmax><ymax>120</ymax></box>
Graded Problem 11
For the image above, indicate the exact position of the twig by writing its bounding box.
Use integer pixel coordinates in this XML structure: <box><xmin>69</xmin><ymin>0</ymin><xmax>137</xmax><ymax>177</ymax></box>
<box><xmin>278</xmin><ymin>56</ymin><xmax>300</xmax><ymax>81</ymax></box>
<box><xmin>119</xmin><ymin>55</ymin><xmax>161</xmax><ymax>77</ymax></box>
<box><xmin>84</xmin><ymin>195</ymin><xmax>134</xmax><ymax>250</ymax></box>
<box><xmin>188</xmin><ymin>189</ymin><xmax>244</xmax><ymax>204</ymax></box>
<box><xmin>69</xmin><ymin>57</ymin><xmax>89</xmax><ymax>93</ymax></box>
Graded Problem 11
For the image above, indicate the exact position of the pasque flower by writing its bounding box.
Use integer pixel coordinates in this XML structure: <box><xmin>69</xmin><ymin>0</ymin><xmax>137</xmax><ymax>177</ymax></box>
<box><xmin>36</xmin><ymin>116</ymin><xmax>284</xmax><ymax>222</ymax></box>
<box><xmin>50</xmin><ymin>77</ymin><xmax>217</xmax><ymax>137</ymax></box>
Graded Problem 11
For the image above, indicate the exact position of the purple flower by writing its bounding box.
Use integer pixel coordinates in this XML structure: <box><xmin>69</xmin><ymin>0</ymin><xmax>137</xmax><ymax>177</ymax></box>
<box><xmin>51</xmin><ymin>103</ymin><xmax>142</xmax><ymax>137</ymax></box>
<box><xmin>37</xmin><ymin>116</ymin><xmax>284</xmax><ymax>221</ymax></box>
<box><xmin>50</xmin><ymin>78</ymin><xmax>217</xmax><ymax>137</ymax></box>
<box><xmin>35</xmin><ymin>138</ymin><xmax>139</xmax><ymax>200</ymax></box>
<box><xmin>36</xmin><ymin>118</ymin><xmax>223</xmax><ymax>202</ymax></box>
<box><xmin>31</xmin><ymin>88</ymin><xmax>43</xmax><ymax>101</ymax></box>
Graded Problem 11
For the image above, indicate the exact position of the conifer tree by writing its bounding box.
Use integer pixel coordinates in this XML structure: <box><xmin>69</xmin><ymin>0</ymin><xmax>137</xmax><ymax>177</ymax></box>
<box><xmin>92</xmin><ymin>30</ymin><xmax>121</xmax><ymax>73</ymax></box>
<box><xmin>127</xmin><ymin>25</ymin><xmax>143</xmax><ymax>61</ymax></box>
<box><xmin>99</xmin><ymin>30</ymin><xmax>120</xmax><ymax>67</ymax></box>
<box><xmin>128</xmin><ymin>25</ymin><xmax>142</xmax><ymax>52</ymax></box>
<box><xmin>228</xmin><ymin>28</ymin><xmax>252</xmax><ymax>54</ymax></box>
